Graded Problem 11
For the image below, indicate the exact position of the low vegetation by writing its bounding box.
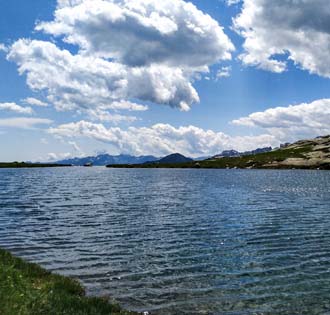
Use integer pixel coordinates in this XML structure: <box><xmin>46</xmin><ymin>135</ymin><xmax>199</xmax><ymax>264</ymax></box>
<box><xmin>0</xmin><ymin>248</ymin><xmax>138</xmax><ymax>315</ymax></box>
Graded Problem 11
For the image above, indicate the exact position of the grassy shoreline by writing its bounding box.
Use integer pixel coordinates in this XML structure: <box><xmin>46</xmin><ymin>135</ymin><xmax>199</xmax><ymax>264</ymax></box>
<box><xmin>0</xmin><ymin>248</ymin><xmax>139</xmax><ymax>315</ymax></box>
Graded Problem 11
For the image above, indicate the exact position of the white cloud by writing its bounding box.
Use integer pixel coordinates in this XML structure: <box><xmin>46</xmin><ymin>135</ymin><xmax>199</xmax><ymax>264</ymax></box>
<box><xmin>0</xmin><ymin>117</ymin><xmax>53</xmax><ymax>129</ymax></box>
<box><xmin>47</xmin><ymin>152</ymin><xmax>72</xmax><ymax>161</ymax></box>
<box><xmin>216</xmin><ymin>66</ymin><xmax>231</xmax><ymax>79</ymax></box>
<box><xmin>37</xmin><ymin>0</ymin><xmax>234</xmax><ymax>68</ymax></box>
<box><xmin>226</xmin><ymin>0</ymin><xmax>241</xmax><ymax>6</ymax></box>
<box><xmin>8</xmin><ymin>39</ymin><xmax>200</xmax><ymax>112</ymax></box>
<box><xmin>234</xmin><ymin>0</ymin><xmax>330</xmax><ymax>76</ymax></box>
<box><xmin>23</xmin><ymin>97</ymin><xmax>48</xmax><ymax>107</ymax></box>
<box><xmin>0</xmin><ymin>102</ymin><xmax>33</xmax><ymax>114</ymax></box>
<box><xmin>232</xmin><ymin>98</ymin><xmax>330</xmax><ymax>141</ymax></box>
<box><xmin>48</xmin><ymin>120</ymin><xmax>277</xmax><ymax>157</ymax></box>
<box><xmin>47</xmin><ymin>97</ymin><xmax>330</xmax><ymax>157</ymax></box>
<box><xmin>67</xmin><ymin>140</ymin><xmax>85</xmax><ymax>157</ymax></box>
<box><xmin>7</xmin><ymin>0</ymin><xmax>234</xmax><ymax>116</ymax></box>
<box><xmin>68</xmin><ymin>140</ymin><xmax>81</xmax><ymax>153</ymax></box>
<box><xmin>109</xmin><ymin>101</ymin><xmax>148</xmax><ymax>112</ymax></box>
<box><xmin>86</xmin><ymin>108</ymin><xmax>138</xmax><ymax>123</ymax></box>
<box><xmin>0</xmin><ymin>44</ymin><xmax>7</xmax><ymax>52</ymax></box>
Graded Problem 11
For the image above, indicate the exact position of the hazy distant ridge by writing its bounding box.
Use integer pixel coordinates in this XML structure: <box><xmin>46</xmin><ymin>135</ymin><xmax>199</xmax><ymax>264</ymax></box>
<box><xmin>57</xmin><ymin>154</ymin><xmax>159</xmax><ymax>166</ymax></box>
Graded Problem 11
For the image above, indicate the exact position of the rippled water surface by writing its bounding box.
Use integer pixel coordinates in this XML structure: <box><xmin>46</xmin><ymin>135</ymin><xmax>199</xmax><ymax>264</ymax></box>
<box><xmin>1</xmin><ymin>168</ymin><xmax>330</xmax><ymax>314</ymax></box>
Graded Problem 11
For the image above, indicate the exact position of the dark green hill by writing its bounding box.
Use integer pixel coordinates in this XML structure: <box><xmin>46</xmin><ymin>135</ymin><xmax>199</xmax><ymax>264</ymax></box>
<box><xmin>157</xmin><ymin>153</ymin><xmax>194</xmax><ymax>164</ymax></box>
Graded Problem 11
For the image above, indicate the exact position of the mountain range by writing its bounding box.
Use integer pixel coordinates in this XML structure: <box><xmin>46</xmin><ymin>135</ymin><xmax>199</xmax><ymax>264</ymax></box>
<box><xmin>56</xmin><ymin>153</ymin><xmax>195</xmax><ymax>166</ymax></box>
<box><xmin>212</xmin><ymin>147</ymin><xmax>272</xmax><ymax>159</ymax></box>
<box><xmin>4</xmin><ymin>137</ymin><xmax>330</xmax><ymax>170</ymax></box>
<box><xmin>56</xmin><ymin>148</ymin><xmax>271</xmax><ymax>166</ymax></box>
<box><xmin>57</xmin><ymin>154</ymin><xmax>159</xmax><ymax>166</ymax></box>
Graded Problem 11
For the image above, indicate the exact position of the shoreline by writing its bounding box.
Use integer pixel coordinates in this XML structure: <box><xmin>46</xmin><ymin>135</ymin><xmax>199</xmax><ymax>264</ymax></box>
<box><xmin>0</xmin><ymin>248</ymin><xmax>139</xmax><ymax>315</ymax></box>
<box><xmin>106</xmin><ymin>163</ymin><xmax>330</xmax><ymax>170</ymax></box>
<box><xmin>0</xmin><ymin>162</ymin><xmax>72</xmax><ymax>168</ymax></box>
<box><xmin>106</xmin><ymin>145</ymin><xmax>330</xmax><ymax>170</ymax></box>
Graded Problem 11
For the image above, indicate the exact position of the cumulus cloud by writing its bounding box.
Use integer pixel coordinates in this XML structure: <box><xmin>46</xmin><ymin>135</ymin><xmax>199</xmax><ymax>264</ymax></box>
<box><xmin>37</xmin><ymin>0</ymin><xmax>234</xmax><ymax>68</ymax></box>
<box><xmin>232</xmin><ymin>99</ymin><xmax>330</xmax><ymax>141</ymax></box>
<box><xmin>234</xmin><ymin>0</ymin><xmax>330</xmax><ymax>76</ymax></box>
<box><xmin>0</xmin><ymin>102</ymin><xmax>33</xmax><ymax>114</ymax></box>
<box><xmin>7</xmin><ymin>0</ymin><xmax>234</xmax><ymax>116</ymax></box>
<box><xmin>23</xmin><ymin>97</ymin><xmax>48</xmax><ymax>107</ymax></box>
<box><xmin>0</xmin><ymin>117</ymin><xmax>53</xmax><ymax>129</ymax></box>
<box><xmin>8</xmin><ymin>39</ymin><xmax>200</xmax><ymax>112</ymax></box>
<box><xmin>48</xmin><ymin>120</ymin><xmax>277</xmax><ymax>157</ymax></box>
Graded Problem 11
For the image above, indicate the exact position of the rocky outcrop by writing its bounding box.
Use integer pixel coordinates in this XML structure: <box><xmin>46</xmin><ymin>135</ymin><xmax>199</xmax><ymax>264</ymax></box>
<box><xmin>263</xmin><ymin>135</ymin><xmax>330</xmax><ymax>169</ymax></box>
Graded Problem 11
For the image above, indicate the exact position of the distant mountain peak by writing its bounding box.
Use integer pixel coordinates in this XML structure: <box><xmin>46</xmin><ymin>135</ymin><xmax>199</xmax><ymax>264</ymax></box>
<box><xmin>212</xmin><ymin>147</ymin><xmax>272</xmax><ymax>159</ymax></box>
<box><xmin>56</xmin><ymin>153</ymin><xmax>159</xmax><ymax>166</ymax></box>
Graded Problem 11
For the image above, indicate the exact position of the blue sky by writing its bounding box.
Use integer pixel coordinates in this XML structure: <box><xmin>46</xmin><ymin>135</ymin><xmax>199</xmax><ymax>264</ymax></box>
<box><xmin>1</xmin><ymin>0</ymin><xmax>330</xmax><ymax>161</ymax></box>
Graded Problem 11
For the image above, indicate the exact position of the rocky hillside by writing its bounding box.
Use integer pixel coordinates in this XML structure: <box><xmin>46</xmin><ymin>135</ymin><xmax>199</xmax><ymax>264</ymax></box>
<box><xmin>201</xmin><ymin>135</ymin><xmax>330</xmax><ymax>169</ymax></box>
<box><xmin>265</xmin><ymin>135</ymin><xmax>330</xmax><ymax>169</ymax></box>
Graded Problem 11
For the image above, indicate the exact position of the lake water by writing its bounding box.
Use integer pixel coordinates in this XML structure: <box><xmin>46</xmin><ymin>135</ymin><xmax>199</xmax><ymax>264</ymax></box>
<box><xmin>1</xmin><ymin>168</ymin><xmax>330</xmax><ymax>314</ymax></box>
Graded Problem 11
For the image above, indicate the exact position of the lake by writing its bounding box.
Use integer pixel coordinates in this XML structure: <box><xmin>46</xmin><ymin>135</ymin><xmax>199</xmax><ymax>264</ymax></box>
<box><xmin>1</xmin><ymin>168</ymin><xmax>330</xmax><ymax>314</ymax></box>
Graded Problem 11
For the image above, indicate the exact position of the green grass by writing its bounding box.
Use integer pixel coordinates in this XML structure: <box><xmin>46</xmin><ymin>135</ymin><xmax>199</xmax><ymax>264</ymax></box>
<box><xmin>0</xmin><ymin>162</ymin><xmax>71</xmax><ymax>168</ymax></box>
<box><xmin>0</xmin><ymin>249</ymin><xmax>139</xmax><ymax>315</ymax></box>
<box><xmin>198</xmin><ymin>146</ymin><xmax>312</xmax><ymax>169</ymax></box>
